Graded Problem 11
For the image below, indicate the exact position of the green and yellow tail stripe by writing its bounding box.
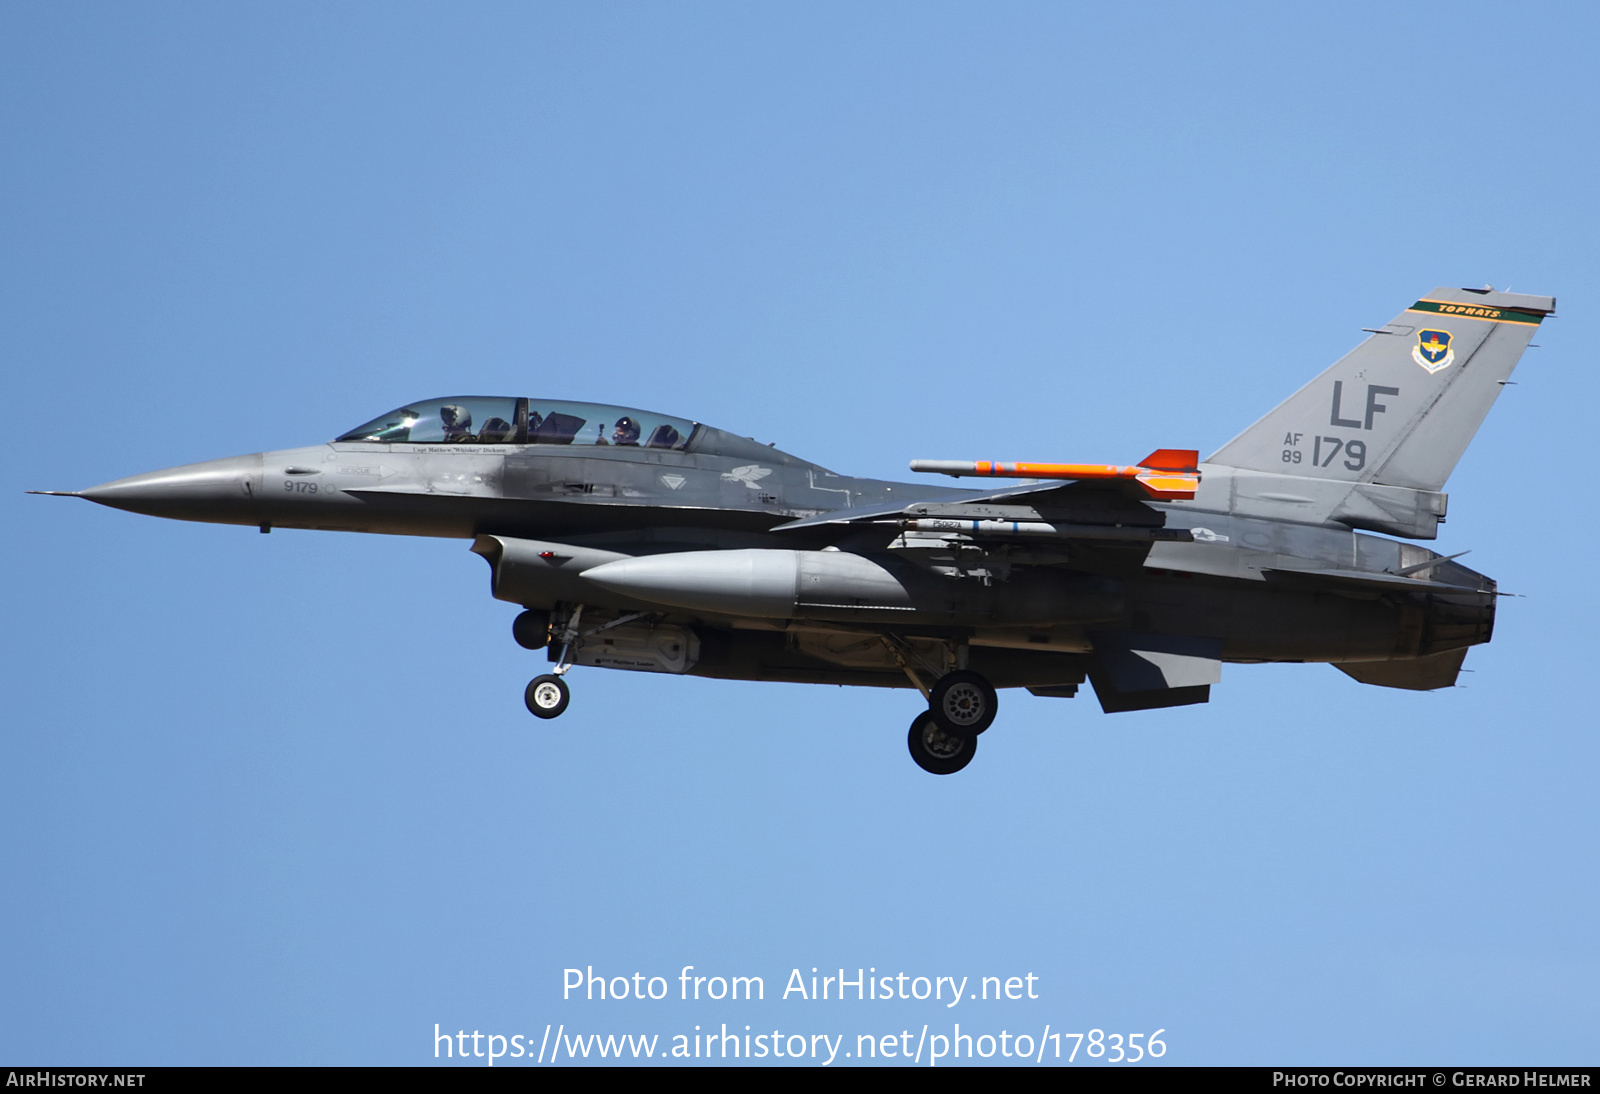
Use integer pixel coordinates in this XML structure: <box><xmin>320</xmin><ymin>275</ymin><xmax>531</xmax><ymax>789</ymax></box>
<box><xmin>1408</xmin><ymin>299</ymin><xmax>1546</xmax><ymax>325</ymax></box>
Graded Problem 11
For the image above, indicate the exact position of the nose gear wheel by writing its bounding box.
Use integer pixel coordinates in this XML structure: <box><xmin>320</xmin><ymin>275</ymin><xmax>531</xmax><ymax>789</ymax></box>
<box><xmin>525</xmin><ymin>674</ymin><xmax>570</xmax><ymax>719</ymax></box>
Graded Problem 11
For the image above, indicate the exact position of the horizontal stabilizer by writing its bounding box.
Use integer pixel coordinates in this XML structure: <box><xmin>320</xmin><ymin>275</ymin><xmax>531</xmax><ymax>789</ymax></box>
<box><xmin>1088</xmin><ymin>633</ymin><xmax>1220</xmax><ymax>714</ymax></box>
<box><xmin>1334</xmin><ymin>649</ymin><xmax>1467</xmax><ymax>691</ymax></box>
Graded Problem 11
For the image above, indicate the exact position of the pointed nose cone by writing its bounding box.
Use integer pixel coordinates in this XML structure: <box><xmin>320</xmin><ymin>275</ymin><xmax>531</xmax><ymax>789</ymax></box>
<box><xmin>80</xmin><ymin>453</ymin><xmax>264</xmax><ymax>524</ymax></box>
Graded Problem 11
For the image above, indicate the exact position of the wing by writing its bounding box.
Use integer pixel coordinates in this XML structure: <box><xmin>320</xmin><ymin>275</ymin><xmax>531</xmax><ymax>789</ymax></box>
<box><xmin>770</xmin><ymin>479</ymin><xmax>1188</xmax><ymax>575</ymax></box>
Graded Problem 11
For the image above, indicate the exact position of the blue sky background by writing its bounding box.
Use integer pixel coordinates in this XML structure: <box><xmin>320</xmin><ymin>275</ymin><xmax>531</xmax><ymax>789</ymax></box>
<box><xmin>3</xmin><ymin>1</ymin><xmax>1596</xmax><ymax>1066</ymax></box>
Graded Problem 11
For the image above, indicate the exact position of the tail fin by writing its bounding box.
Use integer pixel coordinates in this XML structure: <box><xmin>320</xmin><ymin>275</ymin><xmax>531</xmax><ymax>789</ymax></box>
<box><xmin>1209</xmin><ymin>287</ymin><xmax>1554</xmax><ymax>492</ymax></box>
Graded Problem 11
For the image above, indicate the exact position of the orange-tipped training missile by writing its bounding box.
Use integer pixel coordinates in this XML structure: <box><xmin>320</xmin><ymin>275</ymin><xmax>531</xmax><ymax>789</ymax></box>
<box><xmin>908</xmin><ymin>448</ymin><xmax>1201</xmax><ymax>500</ymax></box>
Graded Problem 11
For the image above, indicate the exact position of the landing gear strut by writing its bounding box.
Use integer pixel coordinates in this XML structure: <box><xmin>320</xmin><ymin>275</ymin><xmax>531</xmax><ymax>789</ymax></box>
<box><xmin>519</xmin><ymin>604</ymin><xmax>658</xmax><ymax>719</ymax></box>
<box><xmin>522</xmin><ymin>604</ymin><xmax>582</xmax><ymax>719</ymax></box>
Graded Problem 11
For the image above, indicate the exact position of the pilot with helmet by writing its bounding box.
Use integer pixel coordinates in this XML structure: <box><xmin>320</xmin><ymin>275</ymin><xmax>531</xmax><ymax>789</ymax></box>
<box><xmin>439</xmin><ymin>404</ymin><xmax>476</xmax><ymax>442</ymax></box>
<box><xmin>610</xmin><ymin>416</ymin><xmax>641</xmax><ymax>446</ymax></box>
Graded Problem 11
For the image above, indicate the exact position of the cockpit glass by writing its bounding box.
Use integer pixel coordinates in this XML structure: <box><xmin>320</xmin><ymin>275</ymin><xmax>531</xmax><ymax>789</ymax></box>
<box><xmin>335</xmin><ymin>397</ymin><xmax>696</xmax><ymax>450</ymax></box>
<box><xmin>335</xmin><ymin>398</ymin><xmax>518</xmax><ymax>444</ymax></box>
<box><xmin>524</xmin><ymin>400</ymin><xmax>695</xmax><ymax>449</ymax></box>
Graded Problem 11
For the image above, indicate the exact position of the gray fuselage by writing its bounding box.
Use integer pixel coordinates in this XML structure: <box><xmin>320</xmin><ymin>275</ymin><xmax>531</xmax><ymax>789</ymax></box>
<box><xmin>74</xmin><ymin>413</ymin><xmax>1494</xmax><ymax>695</ymax></box>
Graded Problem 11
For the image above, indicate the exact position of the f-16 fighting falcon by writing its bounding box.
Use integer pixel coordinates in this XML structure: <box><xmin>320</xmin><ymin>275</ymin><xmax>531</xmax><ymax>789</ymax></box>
<box><xmin>33</xmin><ymin>286</ymin><xmax>1553</xmax><ymax>773</ymax></box>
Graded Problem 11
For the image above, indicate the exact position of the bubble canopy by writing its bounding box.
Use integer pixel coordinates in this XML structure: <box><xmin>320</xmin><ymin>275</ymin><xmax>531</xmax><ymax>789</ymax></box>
<box><xmin>334</xmin><ymin>397</ymin><xmax>698</xmax><ymax>450</ymax></box>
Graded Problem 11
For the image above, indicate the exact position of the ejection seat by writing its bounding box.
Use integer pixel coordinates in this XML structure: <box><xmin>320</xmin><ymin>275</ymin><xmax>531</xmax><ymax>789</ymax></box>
<box><xmin>645</xmin><ymin>424</ymin><xmax>681</xmax><ymax>449</ymax></box>
<box><xmin>478</xmin><ymin>417</ymin><xmax>515</xmax><ymax>443</ymax></box>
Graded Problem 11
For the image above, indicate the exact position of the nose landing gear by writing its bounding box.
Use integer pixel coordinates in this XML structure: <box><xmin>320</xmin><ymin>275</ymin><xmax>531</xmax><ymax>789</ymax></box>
<box><xmin>521</xmin><ymin>604</ymin><xmax>582</xmax><ymax>720</ymax></box>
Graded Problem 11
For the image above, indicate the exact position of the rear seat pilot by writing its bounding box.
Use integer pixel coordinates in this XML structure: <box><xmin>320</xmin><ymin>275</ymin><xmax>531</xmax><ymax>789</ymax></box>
<box><xmin>611</xmin><ymin>416</ymin><xmax>641</xmax><ymax>446</ymax></box>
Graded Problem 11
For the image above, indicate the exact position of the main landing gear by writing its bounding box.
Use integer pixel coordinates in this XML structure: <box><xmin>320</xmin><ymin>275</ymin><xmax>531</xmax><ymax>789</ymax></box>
<box><xmin>907</xmin><ymin>710</ymin><xmax>978</xmax><ymax>775</ymax></box>
<box><xmin>877</xmin><ymin>636</ymin><xmax>999</xmax><ymax>774</ymax></box>
<box><xmin>906</xmin><ymin>668</ymin><xmax>999</xmax><ymax>776</ymax></box>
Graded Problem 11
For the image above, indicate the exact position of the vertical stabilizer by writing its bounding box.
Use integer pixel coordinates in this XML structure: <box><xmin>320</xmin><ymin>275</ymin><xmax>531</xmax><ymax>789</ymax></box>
<box><xmin>1209</xmin><ymin>287</ymin><xmax>1554</xmax><ymax>492</ymax></box>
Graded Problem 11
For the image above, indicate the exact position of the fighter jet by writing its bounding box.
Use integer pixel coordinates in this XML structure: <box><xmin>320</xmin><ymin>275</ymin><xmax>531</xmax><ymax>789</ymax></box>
<box><xmin>33</xmin><ymin>286</ymin><xmax>1552</xmax><ymax>773</ymax></box>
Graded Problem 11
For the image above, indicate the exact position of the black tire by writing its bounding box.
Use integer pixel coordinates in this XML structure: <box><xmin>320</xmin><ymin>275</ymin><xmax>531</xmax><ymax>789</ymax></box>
<box><xmin>907</xmin><ymin>710</ymin><xmax>977</xmax><ymax>775</ymax></box>
<box><xmin>524</xmin><ymin>674</ymin><xmax>570</xmax><ymax>719</ymax></box>
<box><xmin>512</xmin><ymin>609</ymin><xmax>551</xmax><ymax>650</ymax></box>
<box><xmin>929</xmin><ymin>670</ymin><xmax>998</xmax><ymax>736</ymax></box>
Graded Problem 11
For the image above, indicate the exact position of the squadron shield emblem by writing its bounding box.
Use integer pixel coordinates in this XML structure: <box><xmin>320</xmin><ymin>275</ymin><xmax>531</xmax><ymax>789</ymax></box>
<box><xmin>1412</xmin><ymin>329</ymin><xmax>1454</xmax><ymax>374</ymax></box>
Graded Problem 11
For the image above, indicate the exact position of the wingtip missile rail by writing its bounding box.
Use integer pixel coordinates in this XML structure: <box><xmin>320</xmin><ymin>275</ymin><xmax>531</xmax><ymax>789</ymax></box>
<box><xmin>908</xmin><ymin>449</ymin><xmax>1201</xmax><ymax>500</ymax></box>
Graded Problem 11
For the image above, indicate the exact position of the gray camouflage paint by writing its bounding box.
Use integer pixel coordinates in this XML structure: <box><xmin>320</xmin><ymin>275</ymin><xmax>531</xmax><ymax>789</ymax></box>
<box><xmin>42</xmin><ymin>286</ymin><xmax>1553</xmax><ymax>717</ymax></box>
